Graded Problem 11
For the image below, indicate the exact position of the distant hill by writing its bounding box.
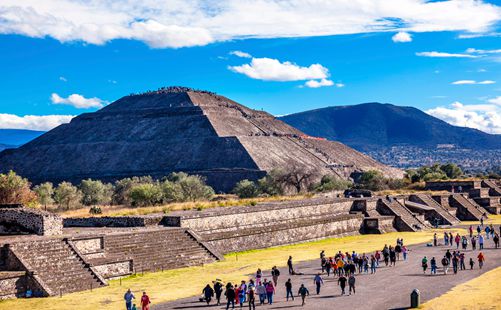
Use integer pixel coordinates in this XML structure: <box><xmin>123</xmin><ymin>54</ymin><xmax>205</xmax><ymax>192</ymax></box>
<box><xmin>0</xmin><ymin>129</ymin><xmax>45</xmax><ymax>151</ymax></box>
<box><xmin>279</xmin><ymin>103</ymin><xmax>501</xmax><ymax>151</ymax></box>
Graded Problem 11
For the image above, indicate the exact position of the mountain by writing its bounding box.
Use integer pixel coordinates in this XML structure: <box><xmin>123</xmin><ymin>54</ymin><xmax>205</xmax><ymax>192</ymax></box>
<box><xmin>0</xmin><ymin>129</ymin><xmax>45</xmax><ymax>151</ymax></box>
<box><xmin>0</xmin><ymin>87</ymin><xmax>401</xmax><ymax>191</ymax></box>
<box><xmin>279</xmin><ymin>103</ymin><xmax>501</xmax><ymax>151</ymax></box>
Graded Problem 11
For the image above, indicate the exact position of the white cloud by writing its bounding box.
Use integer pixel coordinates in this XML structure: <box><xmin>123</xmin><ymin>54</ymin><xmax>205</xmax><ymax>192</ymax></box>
<box><xmin>59</xmin><ymin>76</ymin><xmax>67</xmax><ymax>82</ymax></box>
<box><xmin>466</xmin><ymin>48</ymin><xmax>501</xmax><ymax>54</ymax></box>
<box><xmin>0</xmin><ymin>0</ymin><xmax>499</xmax><ymax>48</ymax></box>
<box><xmin>426</xmin><ymin>101</ymin><xmax>501</xmax><ymax>134</ymax></box>
<box><xmin>229</xmin><ymin>57</ymin><xmax>329</xmax><ymax>82</ymax></box>
<box><xmin>488</xmin><ymin>96</ymin><xmax>501</xmax><ymax>105</ymax></box>
<box><xmin>51</xmin><ymin>93</ymin><xmax>107</xmax><ymax>109</ymax></box>
<box><xmin>304</xmin><ymin>79</ymin><xmax>334</xmax><ymax>88</ymax></box>
<box><xmin>451</xmin><ymin>80</ymin><xmax>496</xmax><ymax>85</ymax></box>
<box><xmin>229</xmin><ymin>50</ymin><xmax>252</xmax><ymax>58</ymax></box>
<box><xmin>392</xmin><ymin>31</ymin><xmax>412</xmax><ymax>43</ymax></box>
<box><xmin>416</xmin><ymin>51</ymin><xmax>479</xmax><ymax>58</ymax></box>
<box><xmin>0</xmin><ymin>114</ymin><xmax>74</xmax><ymax>131</ymax></box>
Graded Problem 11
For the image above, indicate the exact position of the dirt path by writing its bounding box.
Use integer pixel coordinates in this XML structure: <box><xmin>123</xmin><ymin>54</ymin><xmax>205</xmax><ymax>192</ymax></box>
<box><xmin>154</xmin><ymin>236</ymin><xmax>501</xmax><ymax>310</ymax></box>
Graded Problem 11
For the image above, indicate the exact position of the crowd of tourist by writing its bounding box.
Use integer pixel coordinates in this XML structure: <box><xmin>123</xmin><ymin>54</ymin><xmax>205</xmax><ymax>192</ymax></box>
<box><xmin>122</xmin><ymin>223</ymin><xmax>500</xmax><ymax>310</ymax></box>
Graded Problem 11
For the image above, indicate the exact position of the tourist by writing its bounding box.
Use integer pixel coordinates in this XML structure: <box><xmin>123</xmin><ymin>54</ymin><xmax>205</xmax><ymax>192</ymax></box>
<box><xmin>313</xmin><ymin>273</ymin><xmax>323</xmax><ymax>295</ymax></box>
<box><xmin>441</xmin><ymin>256</ymin><xmax>449</xmax><ymax>275</ymax></box>
<box><xmin>255</xmin><ymin>282</ymin><xmax>266</xmax><ymax>305</ymax></box>
<box><xmin>124</xmin><ymin>289</ymin><xmax>135</xmax><ymax>310</ymax></box>
<box><xmin>383</xmin><ymin>245</ymin><xmax>390</xmax><ymax>266</ymax></box>
<box><xmin>265</xmin><ymin>280</ymin><xmax>275</xmax><ymax>304</ymax></box>
<box><xmin>370</xmin><ymin>255</ymin><xmax>377</xmax><ymax>274</ymax></box>
<box><xmin>433</xmin><ymin>233</ymin><xmax>438</xmax><ymax>246</ymax></box>
<box><xmin>203</xmin><ymin>284</ymin><xmax>214</xmax><ymax>305</ymax></box>
<box><xmin>461</xmin><ymin>236</ymin><xmax>468</xmax><ymax>250</ymax></box>
<box><xmin>493</xmin><ymin>233</ymin><xmax>500</xmax><ymax>249</ymax></box>
<box><xmin>326</xmin><ymin>257</ymin><xmax>333</xmax><ymax>276</ymax></box>
<box><xmin>389</xmin><ymin>246</ymin><xmax>396</xmax><ymax>267</ymax></box>
<box><xmin>479</xmin><ymin>234</ymin><xmax>484</xmax><ymax>250</ymax></box>
<box><xmin>337</xmin><ymin>258</ymin><xmax>345</xmax><ymax>276</ymax></box>
<box><xmin>321</xmin><ymin>255</ymin><xmax>327</xmax><ymax>273</ymax></box>
<box><xmin>255</xmin><ymin>269</ymin><xmax>262</xmax><ymax>285</ymax></box>
<box><xmin>490</xmin><ymin>224</ymin><xmax>495</xmax><ymax>238</ymax></box>
<box><xmin>374</xmin><ymin>250</ymin><xmax>381</xmax><ymax>267</ymax></box>
<box><xmin>298</xmin><ymin>284</ymin><xmax>310</xmax><ymax>306</ymax></box>
<box><xmin>225</xmin><ymin>284</ymin><xmax>236</xmax><ymax>309</ymax></box>
<box><xmin>421</xmin><ymin>256</ymin><xmax>428</xmax><ymax>274</ymax></box>
<box><xmin>285</xmin><ymin>279</ymin><xmax>294</xmax><ymax>301</ymax></box>
<box><xmin>480</xmin><ymin>217</ymin><xmax>484</xmax><ymax>227</ymax></box>
<box><xmin>469</xmin><ymin>258</ymin><xmax>475</xmax><ymax>269</ymax></box>
<box><xmin>444</xmin><ymin>232</ymin><xmax>449</xmax><ymax>245</ymax></box>
<box><xmin>271</xmin><ymin>266</ymin><xmax>280</xmax><ymax>286</ymax></box>
<box><xmin>452</xmin><ymin>254</ymin><xmax>459</xmax><ymax>274</ymax></box>
<box><xmin>402</xmin><ymin>245</ymin><xmax>408</xmax><ymax>261</ymax></box>
<box><xmin>363</xmin><ymin>256</ymin><xmax>369</xmax><ymax>273</ymax></box>
<box><xmin>478</xmin><ymin>252</ymin><xmax>485</xmax><ymax>269</ymax></box>
<box><xmin>459</xmin><ymin>252</ymin><xmax>466</xmax><ymax>271</ymax></box>
<box><xmin>477</xmin><ymin>225</ymin><xmax>481</xmax><ymax>234</ymax></box>
<box><xmin>430</xmin><ymin>257</ymin><xmax>437</xmax><ymax>275</ymax></box>
<box><xmin>338</xmin><ymin>274</ymin><xmax>347</xmax><ymax>295</ymax></box>
<box><xmin>140</xmin><ymin>292</ymin><xmax>151</xmax><ymax>310</ymax></box>
<box><xmin>247</xmin><ymin>286</ymin><xmax>256</xmax><ymax>310</ymax></box>
<box><xmin>238</xmin><ymin>281</ymin><xmax>247</xmax><ymax>307</ymax></box>
<box><xmin>234</xmin><ymin>285</ymin><xmax>241</xmax><ymax>307</ymax></box>
<box><xmin>214</xmin><ymin>280</ymin><xmax>224</xmax><ymax>305</ymax></box>
<box><xmin>287</xmin><ymin>256</ymin><xmax>294</xmax><ymax>275</ymax></box>
<box><xmin>485</xmin><ymin>226</ymin><xmax>491</xmax><ymax>239</ymax></box>
<box><xmin>348</xmin><ymin>274</ymin><xmax>356</xmax><ymax>295</ymax></box>
<box><xmin>469</xmin><ymin>225</ymin><xmax>473</xmax><ymax>238</ymax></box>
<box><xmin>455</xmin><ymin>233</ymin><xmax>461</xmax><ymax>249</ymax></box>
<box><xmin>445</xmin><ymin>249</ymin><xmax>452</xmax><ymax>263</ymax></box>
<box><xmin>449</xmin><ymin>232</ymin><xmax>454</xmax><ymax>246</ymax></box>
<box><xmin>395</xmin><ymin>243</ymin><xmax>402</xmax><ymax>260</ymax></box>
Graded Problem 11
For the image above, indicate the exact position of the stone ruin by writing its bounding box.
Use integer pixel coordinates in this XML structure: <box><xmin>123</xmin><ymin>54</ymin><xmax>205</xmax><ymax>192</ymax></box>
<box><xmin>1</xmin><ymin>182</ymin><xmax>498</xmax><ymax>299</ymax></box>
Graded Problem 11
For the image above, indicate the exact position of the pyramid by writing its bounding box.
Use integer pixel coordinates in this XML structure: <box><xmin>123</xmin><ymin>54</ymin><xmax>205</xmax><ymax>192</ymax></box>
<box><xmin>0</xmin><ymin>87</ymin><xmax>402</xmax><ymax>192</ymax></box>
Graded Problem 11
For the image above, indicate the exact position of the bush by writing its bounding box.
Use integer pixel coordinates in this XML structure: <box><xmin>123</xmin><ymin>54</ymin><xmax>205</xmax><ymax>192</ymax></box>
<box><xmin>357</xmin><ymin>170</ymin><xmax>388</xmax><ymax>191</ymax></box>
<box><xmin>257</xmin><ymin>170</ymin><xmax>285</xmax><ymax>196</ymax></box>
<box><xmin>33</xmin><ymin>182</ymin><xmax>54</xmax><ymax>208</ymax></box>
<box><xmin>112</xmin><ymin>176</ymin><xmax>153</xmax><ymax>205</ymax></box>
<box><xmin>232</xmin><ymin>179</ymin><xmax>260</xmax><ymax>198</ymax></box>
<box><xmin>128</xmin><ymin>183</ymin><xmax>163</xmax><ymax>207</ymax></box>
<box><xmin>0</xmin><ymin>171</ymin><xmax>37</xmax><ymax>206</ymax></box>
<box><xmin>313</xmin><ymin>175</ymin><xmax>352</xmax><ymax>192</ymax></box>
<box><xmin>168</xmin><ymin>172</ymin><xmax>214</xmax><ymax>202</ymax></box>
<box><xmin>54</xmin><ymin>182</ymin><xmax>83</xmax><ymax>210</ymax></box>
<box><xmin>89</xmin><ymin>206</ymin><xmax>102</xmax><ymax>214</ymax></box>
<box><xmin>80</xmin><ymin>179</ymin><xmax>113</xmax><ymax>206</ymax></box>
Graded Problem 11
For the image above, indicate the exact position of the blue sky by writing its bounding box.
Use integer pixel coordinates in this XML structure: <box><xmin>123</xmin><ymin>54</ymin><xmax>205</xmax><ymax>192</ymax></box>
<box><xmin>0</xmin><ymin>0</ymin><xmax>500</xmax><ymax>133</ymax></box>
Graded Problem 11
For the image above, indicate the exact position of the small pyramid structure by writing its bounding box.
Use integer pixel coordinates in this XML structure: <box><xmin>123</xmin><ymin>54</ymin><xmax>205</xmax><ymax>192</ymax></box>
<box><xmin>0</xmin><ymin>87</ymin><xmax>402</xmax><ymax>191</ymax></box>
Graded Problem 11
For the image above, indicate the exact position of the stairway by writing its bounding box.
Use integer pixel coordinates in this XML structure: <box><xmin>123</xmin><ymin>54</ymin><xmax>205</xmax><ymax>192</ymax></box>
<box><xmin>378</xmin><ymin>199</ymin><xmax>427</xmax><ymax>232</ymax></box>
<box><xmin>450</xmin><ymin>194</ymin><xmax>485</xmax><ymax>221</ymax></box>
<box><xmin>482</xmin><ymin>180</ymin><xmax>501</xmax><ymax>196</ymax></box>
<box><xmin>10</xmin><ymin>239</ymin><xmax>106</xmax><ymax>295</ymax></box>
<box><xmin>414</xmin><ymin>194</ymin><xmax>459</xmax><ymax>225</ymax></box>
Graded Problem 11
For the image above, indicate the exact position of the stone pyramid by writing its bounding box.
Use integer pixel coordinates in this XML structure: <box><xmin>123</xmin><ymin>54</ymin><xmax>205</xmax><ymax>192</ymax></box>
<box><xmin>0</xmin><ymin>87</ymin><xmax>402</xmax><ymax>191</ymax></box>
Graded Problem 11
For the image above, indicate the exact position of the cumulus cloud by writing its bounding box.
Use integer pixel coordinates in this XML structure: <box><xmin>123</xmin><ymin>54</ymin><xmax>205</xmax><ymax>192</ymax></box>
<box><xmin>229</xmin><ymin>57</ymin><xmax>329</xmax><ymax>82</ymax></box>
<box><xmin>0</xmin><ymin>114</ymin><xmax>74</xmax><ymax>131</ymax></box>
<box><xmin>426</xmin><ymin>101</ymin><xmax>501</xmax><ymax>134</ymax></box>
<box><xmin>0</xmin><ymin>0</ymin><xmax>499</xmax><ymax>48</ymax></box>
<box><xmin>451</xmin><ymin>80</ymin><xmax>496</xmax><ymax>85</ymax></box>
<box><xmin>392</xmin><ymin>32</ymin><xmax>412</xmax><ymax>43</ymax></box>
<box><xmin>51</xmin><ymin>93</ymin><xmax>107</xmax><ymax>109</ymax></box>
<box><xmin>416</xmin><ymin>51</ymin><xmax>478</xmax><ymax>58</ymax></box>
<box><xmin>229</xmin><ymin>51</ymin><xmax>252</xmax><ymax>58</ymax></box>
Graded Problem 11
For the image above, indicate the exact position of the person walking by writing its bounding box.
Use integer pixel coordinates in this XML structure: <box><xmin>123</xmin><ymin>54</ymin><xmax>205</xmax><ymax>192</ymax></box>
<box><xmin>285</xmin><ymin>279</ymin><xmax>294</xmax><ymax>301</ymax></box>
<box><xmin>313</xmin><ymin>273</ymin><xmax>323</xmax><ymax>295</ymax></box>
<box><xmin>265</xmin><ymin>281</ymin><xmax>275</xmax><ymax>305</ymax></box>
<box><xmin>287</xmin><ymin>256</ymin><xmax>294</xmax><ymax>275</ymax></box>
<box><xmin>455</xmin><ymin>233</ymin><xmax>461</xmax><ymax>249</ymax></box>
<box><xmin>247</xmin><ymin>286</ymin><xmax>256</xmax><ymax>310</ymax></box>
<box><xmin>370</xmin><ymin>255</ymin><xmax>377</xmax><ymax>274</ymax></box>
<box><xmin>348</xmin><ymin>274</ymin><xmax>356</xmax><ymax>295</ymax></box>
<box><xmin>255</xmin><ymin>282</ymin><xmax>266</xmax><ymax>305</ymax></box>
<box><xmin>469</xmin><ymin>225</ymin><xmax>473</xmax><ymax>238</ymax></box>
<box><xmin>478</xmin><ymin>252</ymin><xmax>485</xmax><ymax>269</ymax></box>
<box><xmin>461</xmin><ymin>236</ymin><xmax>468</xmax><ymax>250</ymax></box>
<box><xmin>383</xmin><ymin>245</ymin><xmax>390</xmax><ymax>266</ymax></box>
<box><xmin>298</xmin><ymin>284</ymin><xmax>309</xmax><ymax>306</ymax></box>
<box><xmin>471</xmin><ymin>236</ymin><xmax>477</xmax><ymax>250</ymax></box>
<box><xmin>441</xmin><ymin>256</ymin><xmax>449</xmax><ymax>275</ymax></box>
<box><xmin>124</xmin><ymin>289</ymin><xmax>135</xmax><ymax>310</ymax></box>
<box><xmin>469</xmin><ymin>257</ymin><xmax>475</xmax><ymax>269</ymax></box>
<box><xmin>433</xmin><ymin>233</ymin><xmax>438</xmax><ymax>246</ymax></box>
<box><xmin>338</xmin><ymin>274</ymin><xmax>347</xmax><ymax>295</ymax></box>
<box><xmin>485</xmin><ymin>226</ymin><xmax>491</xmax><ymax>239</ymax></box>
<box><xmin>493</xmin><ymin>233</ymin><xmax>500</xmax><ymax>249</ymax></box>
<box><xmin>271</xmin><ymin>266</ymin><xmax>280</xmax><ymax>286</ymax></box>
<box><xmin>389</xmin><ymin>246</ymin><xmax>396</xmax><ymax>267</ymax></box>
<box><xmin>402</xmin><ymin>245</ymin><xmax>408</xmax><ymax>261</ymax></box>
<box><xmin>203</xmin><ymin>284</ymin><xmax>214</xmax><ymax>305</ymax></box>
<box><xmin>479</xmin><ymin>234</ymin><xmax>484</xmax><ymax>250</ymax></box>
<box><xmin>459</xmin><ymin>252</ymin><xmax>466</xmax><ymax>271</ymax></box>
<box><xmin>430</xmin><ymin>257</ymin><xmax>437</xmax><ymax>275</ymax></box>
<box><xmin>444</xmin><ymin>232</ymin><xmax>449</xmax><ymax>245</ymax></box>
<box><xmin>225</xmin><ymin>285</ymin><xmax>236</xmax><ymax>309</ymax></box>
<box><xmin>452</xmin><ymin>254</ymin><xmax>459</xmax><ymax>274</ymax></box>
<box><xmin>140</xmin><ymin>292</ymin><xmax>151</xmax><ymax>310</ymax></box>
<box><xmin>421</xmin><ymin>256</ymin><xmax>428</xmax><ymax>274</ymax></box>
<box><xmin>449</xmin><ymin>232</ymin><xmax>453</xmax><ymax>246</ymax></box>
<box><xmin>325</xmin><ymin>257</ymin><xmax>333</xmax><ymax>276</ymax></box>
<box><xmin>214</xmin><ymin>280</ymin><xmax>224</xmax><ymax>306</ymax></box>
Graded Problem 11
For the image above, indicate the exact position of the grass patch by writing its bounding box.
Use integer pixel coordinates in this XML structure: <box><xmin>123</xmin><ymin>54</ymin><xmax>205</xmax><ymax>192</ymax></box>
<box><xmin>422</xmin><ymin>266</ymin><xmax>501</xmax><ymax>310</ymax></box>
<box><xmin>462</xmin><ymin>215</ymin><xmax>501</xmax><ymax>226</ymax></box>
<box><xmin>0</xmin><ymin>228</ymin><xmax>464</xmax><ymax>310</ymax></box>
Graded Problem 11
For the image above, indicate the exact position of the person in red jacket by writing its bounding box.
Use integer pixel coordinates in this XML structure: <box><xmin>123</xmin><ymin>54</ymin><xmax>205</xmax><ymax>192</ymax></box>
<box><xmin>140</xmin><ymin>292</ymin><xmax>151</xmax><ymax>310</ymax></box>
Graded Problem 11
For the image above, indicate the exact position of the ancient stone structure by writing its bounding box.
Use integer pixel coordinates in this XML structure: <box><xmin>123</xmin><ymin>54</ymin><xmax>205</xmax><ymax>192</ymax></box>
<box><xmin>0</xmin><ymin>87</ymin><xmax>402</xmax><ymax>192</ymax></box>
<box><xmin>0</xmin><ymin>205</ymin><xmax>62</xmax><ymax>236</ymax></box>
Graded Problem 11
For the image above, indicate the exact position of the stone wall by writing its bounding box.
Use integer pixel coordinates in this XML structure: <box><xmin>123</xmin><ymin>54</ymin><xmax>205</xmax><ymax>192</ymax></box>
<box><xmin>72</xmin><ymin>237</ymin><xmax>103</xmax><ymax>255</ymax></box>
<box><xmin>0</xmin><ymin>207</ymin><xmax>62</xmax><ymax>236</ymax></box>
<box><xmin>425</xmin><ymin>181</ymin><xmax>481</xmax><ymax>191</ymax></box>
<box><xmin>0</xmin><ymin>272</ymin><xmax>27</xmax><ymax>299</ymax></box>
<box><xmin>64</xmin><ymin>214</ymin><xmax>164</xmax><ymax>228</ymax></box>
<box><xmin>93</xmin><ymin>261</ymin><xmax>132</xmax><ymax>279</ymax></box>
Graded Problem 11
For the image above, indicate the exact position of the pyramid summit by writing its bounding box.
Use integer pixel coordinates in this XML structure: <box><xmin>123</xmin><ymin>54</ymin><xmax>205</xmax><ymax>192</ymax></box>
<box><xmin>0</xmin><ymin>87</ymin><xmax>402</xmax><ymax>191</ymax></box>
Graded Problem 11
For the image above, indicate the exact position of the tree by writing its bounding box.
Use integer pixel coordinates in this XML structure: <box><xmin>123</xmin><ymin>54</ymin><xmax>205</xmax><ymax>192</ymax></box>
<box><xmin>357</xmin><ymin>170</ymin><xmax>388</xmax><ymax>191</ymax></box>
<box><xmin>128</xmin><ymin>183</ymin><xmax>163</xmax><ymax>207</ymax></box>
<box><xmin>0</xmin><ymin>171</ymin><xmax>37</xmax><ymax>206</ymax></box>
<box><xmin>80</xmin><ymin>179</ymin><xmax>113</xmax><ymax>206</ymax></box>
<box><xmin>112</xmin><ymin>176</ymin><xmax>153</xmax><ymax>205</ymax></box>
<box><xmin>440</xmin><ymin>163</ymin><xmax>463</xmax><ymax>179</ymax></box>
<box><xmin>313</xmin><ymin>175</ymin><xmax>352</xmax><ymax>192</ymax></box>
<box><xmin>232</xmin><ymin>179</ymin><xmax>260</xmax><ymax>198</ymax></box>
<box><xmin>34</xmin><ymin>182</ymin><xmax>54</xmax><ymax>209</ymax></box>
<box><xmin>257</xmin><ymin>170</ymin><xmax>285</xmax><ymax>196</ymax></box>
<box><xmin>279</xmin><ymin>165</ymin><xmax>315</xmax><ymax>194</ymax></box>
<box><xmin>176</xmin><ymin>173</ymin><xmax>215</xmax><ymax>201</ymax></box>
<box><xmin>54</xmin><ymin>182</ymin><xmax>82</xmax><ymax>210</ymax></box>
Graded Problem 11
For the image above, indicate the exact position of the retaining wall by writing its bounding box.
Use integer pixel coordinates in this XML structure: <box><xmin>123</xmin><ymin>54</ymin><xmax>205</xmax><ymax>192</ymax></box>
<box><xmin>0</xmin><ymin>207</ymin><xmax>62</xmax><ymax>236</ymax></box>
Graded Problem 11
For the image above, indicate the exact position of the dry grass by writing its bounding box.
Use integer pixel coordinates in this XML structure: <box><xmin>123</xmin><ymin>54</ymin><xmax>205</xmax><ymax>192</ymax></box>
<box><xmin>0</xmin><ymin>228</ymin><xmax>464</xmax><ymax>310</ymax></box>
<box><xmin>462</xmin><ymin>215</ymin><xmax>501</xmax><ymax>226</ymax></box>
<box><xmin>423</xmin><ymin>266</ymin><xmax>501</xmax><ymax>310</ymax></box>
<box><xmin>56</xmin><ymin>194</ymin><xmax>313</xmax><ymax>218</ymax></box>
